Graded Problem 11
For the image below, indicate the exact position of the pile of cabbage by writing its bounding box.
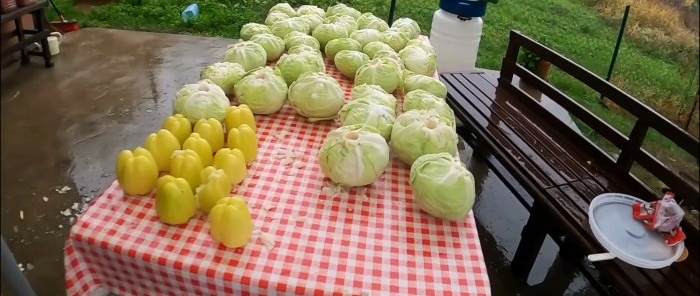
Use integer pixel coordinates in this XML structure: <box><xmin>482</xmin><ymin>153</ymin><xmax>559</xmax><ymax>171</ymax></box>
<box><xmin>174</xmin><ymin>2</ymin><xmax>474</xmax><ymax>222</ymax></box>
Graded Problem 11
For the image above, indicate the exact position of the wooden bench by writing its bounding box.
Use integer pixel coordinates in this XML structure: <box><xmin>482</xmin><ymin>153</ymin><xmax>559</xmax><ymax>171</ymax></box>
<box><xmin>1</xmin><ymin>0</ymin><xmax>52</xmax><ymax>68</ymax></box>
<box><xmin>441</xmin><ymin>30</ymin><xmax>699</xmax><ymax>296</ymax></box>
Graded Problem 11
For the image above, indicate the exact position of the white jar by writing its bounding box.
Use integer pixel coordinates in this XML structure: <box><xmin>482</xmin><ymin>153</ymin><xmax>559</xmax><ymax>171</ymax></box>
<box><xmin>430</xmin><ymin>9</ymin><xmax>483</xmax><ymax>73</ymax></box>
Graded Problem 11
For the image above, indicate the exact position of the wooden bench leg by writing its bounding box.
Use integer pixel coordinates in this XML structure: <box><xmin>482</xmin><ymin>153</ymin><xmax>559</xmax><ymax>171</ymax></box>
<box><xmin>511</xmin><ymin>202</ymin><xmax>548</xmax><ymax>280</ymax></box>
<box><xmin>33</xmin><ymin>10</ymin><xmax>53</xmax><ymax>68</ymax></box>
<box><xmin>14</xmin><ymin>19</ymin><xmax>30</xmax><ymax>64</ymax></box>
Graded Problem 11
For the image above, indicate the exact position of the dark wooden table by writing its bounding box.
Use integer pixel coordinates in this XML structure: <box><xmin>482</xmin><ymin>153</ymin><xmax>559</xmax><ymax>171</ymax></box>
<box><xmin>1</xmin><ymin>1</ymin><xmax>52</xmax><ymax>68</ymax></box>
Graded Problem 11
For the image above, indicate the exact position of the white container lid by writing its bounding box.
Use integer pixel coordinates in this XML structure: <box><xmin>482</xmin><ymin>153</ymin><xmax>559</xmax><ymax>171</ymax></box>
<box><xmin>588</xmin><ymin>193</ymin><xmax>685</xmax><ymax>269</ymax></box>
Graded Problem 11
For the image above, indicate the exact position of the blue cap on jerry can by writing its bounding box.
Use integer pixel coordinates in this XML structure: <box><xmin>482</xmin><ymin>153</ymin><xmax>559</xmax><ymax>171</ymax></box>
<box><xmin>439</xmin><ymin>0</ymin><xmax>488</xmax><ymax>18</ymax></box>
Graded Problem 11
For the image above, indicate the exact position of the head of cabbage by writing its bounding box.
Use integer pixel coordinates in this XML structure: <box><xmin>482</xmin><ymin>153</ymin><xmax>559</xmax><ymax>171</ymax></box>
<box><xmin>265</xmin><ymin>12</ymin><xmax>290</xmax><ymax>26</ymax></box>
<box><xmin>403</xmin><ymin>72</ymin><xmax>447</xmax><ymax>98</ymax></box>
<box><xmin>234</xmin><ymin>67</ymin><xmax>288</xmax><ymax>115</ymax></box>
<box><xmin>326</xmin><ymin>3</ymin><xmax>361</xmax><ymax>19</ymax></box>
<box><xmin>398</xmin><ymin>45</ymin><xmax>437</xmax><ymax>76</ymax></box>
<box><xmin>287</xmin><ymin>44</ymin><xmax>322</xmax><ymax>56</ymax></box>
<box><xmin>374</xmin><ymin>49</ymin><xmax>404</xmax><ymax>70</ymax></box>
<box><xmin>357</xmin><ymin>13</ymin><xmax>389</xmax><ymax>31</ymax></box>
<box><xmin>288</xmin><ymin>72</ymin><xmax>345</xmax><ymax>122</ymax></box>
<box><xmin>312</xmin><ymin>23</ymin><xmax>349</xmax><ymax>50</ymax></box>
<box><xmin>200</xmin><ymin>62</ymin><xmax>247</xmax><ymax>95</ymax></box>
<box><xmin>271</xmin><ymin>17</ymin><xmax>310</xmax><ymax>38</ymax></box>
<box><xmin>319</xmin><ymin>124</ymin><xmax>390</xmax><ymax>187</ymax></box>
<box><xmin>269</xmin><ymin>2</ymin><xmax>296</xmax><ymax>17</ymax></box>
<box><xmin>326</xmin><ymin>14</ymin><xmax>358</xmax><ymax>34</ymax></box>
<box><xmin>240</xmin><ymin>23</ymin><xmax>272</xmax><ymax>41</ymax></box>
<box><xmin>338</xmin><ymin>98</ymin><xmax>396</xmax><ymax>140</ymax></box>
<box><xmin>324</xmin><ymin>38</ymin><xmax>362</xmax><ymax>60</ymax></box>
<box><xmin>410</xmin><ymin>152</ymin><xmax>476</xmax><ymax>221</ymax></box>
<box><xmin>351</xmin><ymin>84</ymin><xmax>397</xmax><ymax>109</ymax></box>
<box><xmin>276</xmin><ymin>52</ymin><xmax>326</xmax><ymax>85</ymax></box>
<box><xmin>406</xmin><ymin>39</ymin><xmax>437</xmax><ymax>55</ymax></box>
<box><xmin>334</xmin><ymin>50</ymin><xmax>369</xmax><ymax>79</ymax></box>
<box><xmin>390</xmin><ymin>110</ymin><xmax>458</xmax><ymax>165</ymax></box>
<box><xmin>284</xmin><ymin>32</ymin><xmax>321</xmax><ymax>51</ymax></box>
<box><xmin>362</xmin><ymin>41</ymin><xmax>395</xmax><ymax>59</ymax></box>
<box><xmin>350</xmin><ymin>29</ymin><xmax>381</xmax><ymax>47</ymax></box>
<box><xmin>249</xmin><ymin>33</ymin><xmax>285</xmax><ymax>62</ymax></box>
<box><xmin>402</xmin><ymin>90</ymin><xmax>455</xmax><ymax>128</ymax></box>
<box><xmin>391</xmin><ymin>17</ymin><xmax>421</xmax><ymax>39</ymax></box>
<box><xmin>299</xmin><ymin>14</ymin><xmax>325</xmax><ymax>31</ymax></box>
<box><xmin>297</xmin><ymin>5</ymin><xmax>325</xmax><ymax>17</ymax></box>
<box><xmin>223</xmin><ymin>42</ymin><xmax>267</xmax><ymax>71</ymax></box>
<box><xmin>175</xmin><ymin>79</ymin><xmax>230</xmax><ymax>123</ymax></box>
<box><xmin>354</xmin><ymin>57</ymin><xmax>403</xmax><ymax>93</ymax></box>
<box><xmin>379</xmin><ymin>28</ymin><xmax>410</xmax><ymax>52</ymax></box>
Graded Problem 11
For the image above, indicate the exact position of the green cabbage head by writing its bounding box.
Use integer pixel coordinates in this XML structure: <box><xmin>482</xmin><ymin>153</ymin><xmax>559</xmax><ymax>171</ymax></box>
<box><xmin>223</xmin><ymin>42</ymin><xmax>267</xmax><ymax>71</ymax></box>
<box><xmin>403</xmin><ymin>72</ymin><xmax>447</xmax><ymax>98</ymax></box>
<box><xmin>265</xmin><ymin>12</ymin><xmax>290</xmax><ymax>26</ymax></box>
<box><xmin>299</xmin><ymin>14</ymin><xmax>325</xmax><ymax>31</ymax></box>
<box><xmin>234</xmin><ymin>67</ymin><xmax>288</xmax><ymax>115</ymax></box>
<box><xmin>199</xmin><ymin>62</ymin><xmax>246</xmax><ymax>95</ymax></box>
<box><xmin>379</xmin><ymin>28</ymin><xmax>410</xmax><ymax>52</ymax></box>
<box><xmin>399</xmin><ymin>45</ymin><xmax>437</xmax><ymax>76</ymax></box>
<box><xmin>271</xmin><ymin>17</ymin><xmax>310</xmax><ymax>38</ymax></box>
<box><xmin>410</xmin><ymin>152</ymin><xmax>476</xmax><ymax>221</ymax></box>
<box><xmin>354</xmin><ymin>57</ymin><xmax>403</xmax><ymax>93</ymax></box>
<box><xmin>326</xmin><ymin>3</ymin><xmax>361</xmax><ymax>19</ymax></box>
<box><xmin>324</xmin><ymin>38</ymin><xmax>362</xmax><ymax>60</ymax></box>
<box><xmin>288</xmin><ymin>72</ymin><xmax>345</xmax><ymax>121</ymax></box>
<box><xmin>276</xmin><ymin>52</ymin><xmax>326</xmax><ymax>85</ymax></box>
<box><xmin>297</xmin><ymin>5</ymin><xmax>325</xmax><ymax>17</ymax></box>
<box><xmin>391</xmin><ymin>17</ymin><xmax>421</xmax><ymax>39</ymax></box>
<box><xmin>287</xmin><ymin>44</ymin><xmax>322</xmax><ymax>56</ymax></box>
<box><xmin>312</xmin><ymin>23</ymin><xmax>349</xmax><ymax>49</ymax></box>
<box><xmin>338</xmin><ymin>98</ymin><xmax>396</xmax><ymax>140</ymax></box>
<box><xmin>319</xmin><ymin>125</ymin><xmax>391</xmax><ymax>187</ymax></box>
<box><xmin>249</xmin><ymin>33</ymin><xmax>285</xmax><ymax>62</ymax></box>
<box><xmin>174</xmin><ymin>79</ymin><xmax>230</xmax><ymax>123</ymax></box>
<box><xmin>334</xmin><ymin>50</ymin><xmax>369</xmax><ymax>79</ymax></box>
<box><xmin>269</xmin><ymin>3</ymin><xmax>296</xmax><ymax>17</ymax></box>
<box><xmin>240</xmin><ymin>23</ymin><xmax>272</xmax><ymax>41</ymax></box>
<box><xmin>327</xmin><ymin>14</ymin><xmax>358</xmax><ymax>33</ymax></box>
<box><xmin>374</xmin><ymin>49</ymin><xmax>404</xmax><ymax>70</ymax></box>
<box><xmin>362</xmin><ymin>41</ymin><xmax>395</xmax><ymax>59</ymax></box>
<box><xmin>350</xmin><ymin>84</ymin><xmax>397</xmax><ymax>109</ymax></box>
<box><xmin>390</xmin><ymin>110</ymin><xmax>458</xmax><ymax>165</ymax></box>
<box><xmin>357</xmin><ymin>13</ymin><xmax>389</xmax><ymax>31</ymax></box>
<box><xmin>403</xmin><ymin>90</ymin><xmax>455</xmax><ymax>127</ymax></box>
<box><xmin>350</xmin><ymin>29</ymin><xmax>381</xmax><ymax>47</ymax></box>
<box><xmin>284</xmin><ymin>32</ymin><xmax>321</xmax><ymax>51</ymax></box>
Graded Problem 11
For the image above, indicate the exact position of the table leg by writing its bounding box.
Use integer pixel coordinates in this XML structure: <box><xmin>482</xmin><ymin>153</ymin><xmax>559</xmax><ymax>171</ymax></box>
<box><xmin>1</xmin><ymin>236</ymin><xmax>38</xmax><ymax>296</ymax></box>
<box><xmin>510</xmin><ymin>202</ymin><xmax>548</xmax><ymax>280</ymax></box>
<box><xmin>14</xmin><ymin>18</ymin><xmax>30</xmax><ymax>64</ymax></box>
<box><xmin>34</xmin><ymin>10</ymin><xmax>53</xmax><ymax>68</ymax></box>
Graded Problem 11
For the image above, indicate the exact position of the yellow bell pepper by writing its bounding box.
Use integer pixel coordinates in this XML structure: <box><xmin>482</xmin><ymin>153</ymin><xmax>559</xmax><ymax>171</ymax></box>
<box><xmin>183</xmin><ymin>133</ymin><xmax>213</xmax><ymax>167</ymax></box>
<box><xmin>213</xmin><ymin>148</ymin><xmax>247</xmax><ymax>185</ymax></box>
<box><xmin>170</xmin><ymin>149</ymin><xmax>204</xmax><ymax>191</ymax></box>
<box><xmin>227</xmin><ymin>124</ymin><xmax>258</xmax><ymax>165</ymax></box>
<box><xmin>225</xmin><ymin>105</ymin><xmax>257</xmax><ymax>133</ymax></box>
<box><xmin>194</xmin><ymin>118</ymin><xmax>225</xmax><ymax>151</ymax></box>
<box><xmin>116</xmin><ymin>147</ymin><xmax>159</xmax><ymax>196</ymax></box>
<box><xmin>196</xmin><ymin>167</ymin><xmax>232</xmax><ymax>213</ymax></box>
<box><xmin>145</xmin><ymin>129</ymin><xmax>181</xmax><ymax>172</ymax></box>
<box><xmin>163</xmin><ymin>114</ymin><xmax>192</xmax><ymax>145</ymax></box>
<box><xmin>209</xmin><ymin>196</ymin><xmax>253</xmax><ymax>248</ymax></box>
<box><xmin>155</xmin><ymin>175</ymin><xmax>197</xmax><ymax>225</ymax></box>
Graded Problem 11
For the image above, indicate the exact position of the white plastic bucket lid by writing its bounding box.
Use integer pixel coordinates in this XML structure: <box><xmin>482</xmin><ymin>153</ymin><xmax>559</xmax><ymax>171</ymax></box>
<box><xmin>588</xmin><ymin>193</ymin><xmax>685</xmax><ymax>269</ymax></box>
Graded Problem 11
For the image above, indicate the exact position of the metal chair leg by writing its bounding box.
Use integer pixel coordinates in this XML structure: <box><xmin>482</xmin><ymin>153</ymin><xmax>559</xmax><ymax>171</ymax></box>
<box><xmin>1</xmin><ymin>236</ymin><xmax>37</xmax><ymax>296</ymax></box>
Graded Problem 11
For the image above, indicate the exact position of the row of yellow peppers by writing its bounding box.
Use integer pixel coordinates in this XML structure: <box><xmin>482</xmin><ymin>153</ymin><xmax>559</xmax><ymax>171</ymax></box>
<box><xmin>116</xmin><ymin>105</ymin><xmax>258</xmax><ymax>248</ymax></box>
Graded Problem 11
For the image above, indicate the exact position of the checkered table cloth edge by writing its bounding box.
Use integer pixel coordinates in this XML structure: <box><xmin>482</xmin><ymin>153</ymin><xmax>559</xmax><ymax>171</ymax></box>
<box><xmin>64</xmin><ymin>38</ymin><xmax>491</xmax><ymax>296</ymax></box>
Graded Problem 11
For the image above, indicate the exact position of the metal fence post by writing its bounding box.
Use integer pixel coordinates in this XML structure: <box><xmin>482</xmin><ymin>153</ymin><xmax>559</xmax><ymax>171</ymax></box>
<box><xmin>1</xmin><ymin>236</ymin><xmax>37</xmax><ymax>296</ymax></box>
<box><xmin>388</xmin><ymin>0</ymin><xmax>398</xmax><ymax>25</ymax></box>
<box><xmin>600</xmin><ymin>4</ymin><xmax>631</xmax><ymax>106</ymax></box>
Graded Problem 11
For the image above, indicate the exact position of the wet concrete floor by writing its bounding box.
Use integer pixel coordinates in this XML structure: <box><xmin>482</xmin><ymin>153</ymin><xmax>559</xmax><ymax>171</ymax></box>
<box><xmin>1</xmin><ymin>28</ymin><xmax>597</xmax><ymax>295</ymax></box>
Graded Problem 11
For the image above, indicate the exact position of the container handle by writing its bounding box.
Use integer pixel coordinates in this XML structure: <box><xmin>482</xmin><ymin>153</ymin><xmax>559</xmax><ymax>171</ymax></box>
<box><xmin>51</xmin><ymin>32</ymin><xmax>63</xmax><ymax>42</ymax></box>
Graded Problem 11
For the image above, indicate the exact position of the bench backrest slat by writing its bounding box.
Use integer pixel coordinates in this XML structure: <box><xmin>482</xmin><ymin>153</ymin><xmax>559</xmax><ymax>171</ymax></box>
<box><xmin>498</xmin><ymin>30</ymin><xmax>699</xmax><ymax>209</ymax></box>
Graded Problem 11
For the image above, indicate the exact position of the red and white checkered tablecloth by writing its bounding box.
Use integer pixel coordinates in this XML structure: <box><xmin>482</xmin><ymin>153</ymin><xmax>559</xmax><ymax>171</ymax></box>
<box><xmin>65</xmin><ymin>42</ymin><xmax>491</xmax><ymax>296</ymax></box>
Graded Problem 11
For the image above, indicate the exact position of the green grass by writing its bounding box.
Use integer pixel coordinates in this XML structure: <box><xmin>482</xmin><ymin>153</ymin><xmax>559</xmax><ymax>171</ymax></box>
<box><xmin>51</xmin><ymin>0</ymin><xmax>698</xmax><ymax>190</ymax></box>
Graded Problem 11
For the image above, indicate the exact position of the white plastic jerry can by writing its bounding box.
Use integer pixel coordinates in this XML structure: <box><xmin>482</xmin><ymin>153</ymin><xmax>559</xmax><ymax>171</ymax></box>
<box><xmin>430</xmin><ymin>9</ymin><xmax>484</xmax><ymax>73</ymax></box>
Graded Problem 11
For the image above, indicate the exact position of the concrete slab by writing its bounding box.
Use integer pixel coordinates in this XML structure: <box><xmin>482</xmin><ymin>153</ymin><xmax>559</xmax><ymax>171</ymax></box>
<box><xmin>0</xmin><ymin>28</ymin><xmax>597</xmax><ymax>296</ymax></box>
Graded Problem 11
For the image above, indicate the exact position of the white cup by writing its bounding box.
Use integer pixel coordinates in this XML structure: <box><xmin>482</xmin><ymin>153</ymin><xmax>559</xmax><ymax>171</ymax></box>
<box><xmin>47</xmin><ymin>32</ymin><xmax>62</xmax><ymax>56</ymax></box>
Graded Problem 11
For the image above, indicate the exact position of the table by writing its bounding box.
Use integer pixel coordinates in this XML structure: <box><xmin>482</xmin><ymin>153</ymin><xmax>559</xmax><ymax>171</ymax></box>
<box><xmin>0</xmin><ymin>0</ymin><xmax>52</xmax><ymax>68</ymax></box>
<box><xmin>65</xmin><ymin>50</ymin><xmax>491</xmax><ymax>296</ymax></box>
